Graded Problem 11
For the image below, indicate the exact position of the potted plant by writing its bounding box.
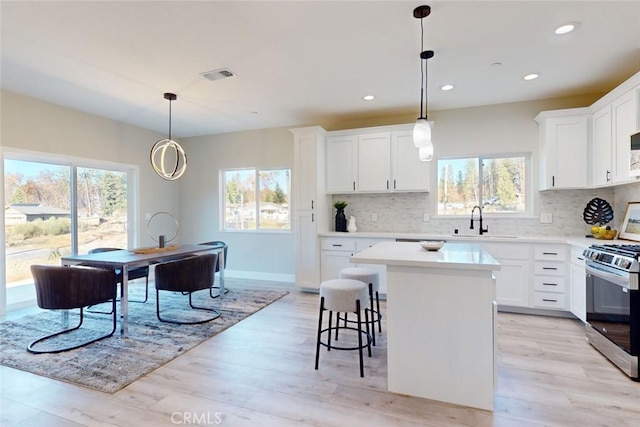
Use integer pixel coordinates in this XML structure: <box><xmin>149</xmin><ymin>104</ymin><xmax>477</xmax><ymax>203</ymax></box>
<box><xmin>333</xmin><ymin>200</ymin><xmax>348</xmax><ymax>232</ymax></box>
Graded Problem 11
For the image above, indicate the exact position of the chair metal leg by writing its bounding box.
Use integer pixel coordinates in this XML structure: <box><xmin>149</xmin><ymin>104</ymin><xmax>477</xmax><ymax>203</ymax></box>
<box><xmin>156</xmin><ymin>289</ymin><xmax>221</xmax><ymax>325</ymax></box>
<box><xmin>358</xmin><ymin>303</ymin><xmax>364</xmax><ymax>377</ymax></box>
<box><xmin>27</xmin><ymin>300</ymin><xmax>117</xmax><ymax>354</ymax></box>
<box><xmin>368</xmin><ymin>283</ymin><xmax>376</xmax><ymax>346</ymax></box>
<box><xmin>315</xmin><ymin>297</ymin><xmax>325</xmax><ymax>370</ymax></box>
<box><xmin>376</xmin><ymin>290</ymin><xmax>382</xmax><ymax>333</ymax></box>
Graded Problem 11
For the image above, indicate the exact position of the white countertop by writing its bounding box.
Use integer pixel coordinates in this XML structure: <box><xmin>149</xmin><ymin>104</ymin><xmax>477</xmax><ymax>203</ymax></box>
<box><xmin>350</xmin><ymin>241</ymin><xmax>500</xmax><ymax>271</ymax></box>
<box><xmin>319</xmin><ymin>231</ymin><xmax>628</xmax><ymax>248</ymax></box>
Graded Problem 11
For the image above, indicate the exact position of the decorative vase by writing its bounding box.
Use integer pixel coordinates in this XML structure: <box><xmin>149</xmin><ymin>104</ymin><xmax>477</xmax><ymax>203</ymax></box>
<box><xmin>335</xmin><ymin>208</ymin><xmax>347</xmax><ymax>232</ymax></box>
<box><xmin>347</xmin><ymin>216</ymin><xmax>357</xmax><ymax>232</ymax></box>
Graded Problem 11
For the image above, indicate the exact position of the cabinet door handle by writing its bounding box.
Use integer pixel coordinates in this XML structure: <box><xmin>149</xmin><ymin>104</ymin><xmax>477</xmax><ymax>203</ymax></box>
<box><xmin>394</xmin><ymin>179</ymin><xmax>397</xmax><ymax>189</ymax></box>
<box><xmin>332</xmin><ymin>244</ymin><xmax>343</xmax><ymax>247</ymax></box>
<box><xmin>386</xmin><ymin>180</ymin><xmax>389</xmax><ymax>190</ymax></box>
<box><xmin>542</xmin><ymin>283</ymin><xmax>558</xmax><ymax>286</ymax></box>
<box><xmin>542</xmin><ymin>267</ymin><xmax>558</xmax><ymax>270</ymax></box>
<box><xmin>552</xmin><ymin>175</ymin><xmax>555</xmax><ymax>187</ymax></box>
<box><xmin>542</xmin><ymin>298</ymin><xmax>558</xmax><ymax>303</ymax></box>
<box><xmin>606</xmin><ymin>170</ymin><xmax>611</xmax><ymax>182</ymax></box>
<box><xmin>353</xmin><ymin>181</ymin><xmax>356</xmax><ymax>191</ymax></box>
<box><xmin>542</xmin><ymin>252</ymin><xmax>558</xmax><ymax>255</ymax></box>
<box><xmin>312</xmin><ymin>213</ymin><xmax>314</xmax><ymax>222</ymax></box>
<box><xmin>311</xmin><ymin>200</ymin><xmax>314</xmax><ymax>209</ymax></box>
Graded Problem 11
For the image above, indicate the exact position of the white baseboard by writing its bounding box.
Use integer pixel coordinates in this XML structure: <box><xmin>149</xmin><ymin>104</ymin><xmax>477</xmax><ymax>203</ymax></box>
<box><xmin>222</xmin><ymin>270</ymin><xmax>295</xmax><ymax>283</ymax></box>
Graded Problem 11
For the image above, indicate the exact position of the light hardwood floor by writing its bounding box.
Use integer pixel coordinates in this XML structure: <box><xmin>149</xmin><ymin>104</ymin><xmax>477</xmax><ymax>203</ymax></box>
<box><xmin>2</xmin><ymin>278</ymin><xmax>640</xmax><ymax>426</ymax></box>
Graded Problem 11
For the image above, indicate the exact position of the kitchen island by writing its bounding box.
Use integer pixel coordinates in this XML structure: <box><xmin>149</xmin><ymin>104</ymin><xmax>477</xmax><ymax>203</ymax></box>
<box><xmin>350</xmin><ymin>241</ymin><xmax>500</xmax><ymax>411</ymax></box>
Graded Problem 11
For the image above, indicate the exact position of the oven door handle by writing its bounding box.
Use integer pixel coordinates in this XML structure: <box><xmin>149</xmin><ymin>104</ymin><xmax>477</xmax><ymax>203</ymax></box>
<box><xmin>585</xmin><ymin>263</ymin><xmax>633</xmax><ymax>290</ymax></box>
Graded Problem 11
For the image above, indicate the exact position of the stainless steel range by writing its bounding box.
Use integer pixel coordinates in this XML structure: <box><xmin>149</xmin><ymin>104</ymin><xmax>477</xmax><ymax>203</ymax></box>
<box><xmin>583</xmin><ymin>244</ymin><xmax>640</xmax><ymax>380</ymax></box>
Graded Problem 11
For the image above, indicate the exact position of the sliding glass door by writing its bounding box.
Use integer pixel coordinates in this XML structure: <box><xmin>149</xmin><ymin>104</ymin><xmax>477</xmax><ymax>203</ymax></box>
<box><xmin>4</xmin><ymin>156</ymin><xmax>133</xmax><ymax>311</ymax></box>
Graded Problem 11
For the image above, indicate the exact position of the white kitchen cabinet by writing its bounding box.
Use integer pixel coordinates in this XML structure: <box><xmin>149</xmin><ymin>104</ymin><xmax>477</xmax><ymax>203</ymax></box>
<box><xmin>325</xmin><ymin>134</ymin><xmax>357</xmax><ymax>193</ymax></box>
<box><xmin>532</xmin><ymin>244</ymin><xmax>568</xmax><ymax>310</ymax></box>
<box><xmin>590</xmin><ymin>73</ymin><xmax>640</xmax><ymax>187</ymax></box>
<box><xmin>291</xmin><ymin>126</ymin><xmax>328</xmax><ymax>290</ymax></box>
<box><xmin>536</xmin><ymin>108</ymin><xmax>590</xmax><ymax>190</ymax></box>
<box><xmin>319</xmin><ymin>236</ymin><xmax>391</xmax><ymax>292</ymax></box>
<box><xmin>320</xmin><ymin>237</ymin><xmax>356</xmax><ymax>282</ymax></box>
<box><xmin>612</xmin><ymin>89</ymin><xmax>639</xmax><ymax>184</ymax></box>
<box><xmin>482</xmin><ymin>242</ymin><xmax>531</xmax><ymax>308</ymax></box>
<box><xmin>391</xmin><ymin>131</ymin><xmax>429</xmax><ymax>191</ymax></box>
<box><xmin>592</xmin><ymin>104</ymin><xmax>613</xmax><ymax>186</ymax></box>
<box><xmin>569</xmin><ymin>246</ymin><xmax>587</xmax><ymax>322</ymax></box>
<box><xmin>326</xmin><ymin>124</ymin><xmax>429</xmax><ymax>194</ymax></box>
<box><xmin>357</xmin><ymin>132</ymin><xmax>392</xmax><ymax>192</ymax></box>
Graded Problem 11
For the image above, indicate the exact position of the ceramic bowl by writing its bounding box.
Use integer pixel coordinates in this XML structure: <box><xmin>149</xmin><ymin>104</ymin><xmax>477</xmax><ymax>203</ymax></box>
<box><xmin>420</xmin><ymin>240</ymin><xmax>444</xmax><ymax>251</ymax></box>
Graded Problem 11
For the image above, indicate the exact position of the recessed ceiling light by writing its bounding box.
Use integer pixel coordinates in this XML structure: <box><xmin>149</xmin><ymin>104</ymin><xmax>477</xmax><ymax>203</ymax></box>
<box><xmin>440</xmin><ymin>84</ymin><xmax>454</xmax><ymax>91</ymax></box>
<box><xmin>555</xmin><ymin>22</ymin><xmax>578</xmax><ymax>35</ymax></box>
<box><xmin>363</xmin><ymin>95</ymin><xmax>375</xmax><ymax>101</ymax></box>
<box><xmin>523</xmin><ymin>73</ymin><xmax>539</xmax><ymax>81</ymax></box>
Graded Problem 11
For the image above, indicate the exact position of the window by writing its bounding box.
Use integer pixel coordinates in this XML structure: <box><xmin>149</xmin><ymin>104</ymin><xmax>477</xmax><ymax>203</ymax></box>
<box><xmin>4</xmin><ymin>155</ymin><xmax>134</xmax><ymax>310</ymax></box>
<box><xmin>437</xmin><ymin>155</ymin><xmax>527</xmax><ymax>215</ymax></box>
<box><xmin>222</xmin><ymin>168</ymin><xmax>290</xmax><ymax>231</ymax></box>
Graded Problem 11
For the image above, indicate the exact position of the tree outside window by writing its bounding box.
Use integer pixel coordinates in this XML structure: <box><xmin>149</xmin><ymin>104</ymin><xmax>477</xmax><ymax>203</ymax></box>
<box><xmin>222</xmin><ymin>168</ymin><xmax>290</xmax><ymax>231</ymax></box>
<box><xmin>437</xmin><ymin>156</ymin><xmax>527</xmax><ymax>215</ymax></box>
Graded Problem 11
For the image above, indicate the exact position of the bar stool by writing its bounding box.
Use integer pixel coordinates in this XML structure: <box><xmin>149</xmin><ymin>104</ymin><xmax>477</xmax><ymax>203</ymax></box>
<box><xmin>314</xmin><ymin>278</ymin><xmax>372</xmax><ymax>377</ymax></box>
<box><xmin>338</xmin><ymin>267</ymin><xmax>382</xmax><ymax>346</ymax></box>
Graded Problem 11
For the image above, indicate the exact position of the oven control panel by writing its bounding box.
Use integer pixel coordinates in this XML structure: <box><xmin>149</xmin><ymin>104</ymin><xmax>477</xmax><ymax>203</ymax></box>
<box><xmin>583</xmin><ymin>248</ymin><xmax>638</xmax><ymax>273</ymax></box>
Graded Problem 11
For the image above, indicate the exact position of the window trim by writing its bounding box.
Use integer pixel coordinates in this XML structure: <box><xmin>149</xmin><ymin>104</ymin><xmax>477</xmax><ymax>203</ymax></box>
<box><xmin>434</xmin><ymin>152</ymin><xmax>533</xmax><ymax>218</ymax></box>
<box><xmin>220</xmin><ymin>167</ymin><xmax>291</xmax><ymax>233</ymax></box>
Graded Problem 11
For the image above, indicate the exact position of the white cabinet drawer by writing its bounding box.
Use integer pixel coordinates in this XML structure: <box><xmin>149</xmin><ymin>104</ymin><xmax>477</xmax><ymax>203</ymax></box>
<box><xmin>534</xmin><ymin>276</ymin><xmax>566</xmax><ymax>293</ymax></box>
<box><xmin>534</xmin><ymin>245</ymin><xmax>567</xmax><ymax>261</ymax></box>
<box><xmin>320</xmin><ymin>238</ymin><xmax>357</xmax><ymax>251</ymax></box>
<box><xmin>534</xmin><ymin>261</ymin><xmax>567</xmax><ymax>276</ymax></box>
<box><xmin>532</xmin><ymin>292</ymin><xmax>566</xmax><ymax>309</ymax></box>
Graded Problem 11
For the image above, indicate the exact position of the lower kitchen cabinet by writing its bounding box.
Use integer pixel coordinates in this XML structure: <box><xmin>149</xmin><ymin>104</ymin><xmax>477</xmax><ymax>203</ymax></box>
<box><xmin>569</xmin><ymin>246</ymin><xmax>587</xmax><ymax>322</ymax></box>
<box><xmin>319</xmin><ymin>236</ymin><xmax>391</xmax><ymax>292</ymax></box>
<box><xmin>532</xmin><ymin>244</ymin><xmax>568</xmax><ymax>311</ymax></box>
<box><xmin>482</xmin><ymin>242</ymin><xmax>531</xmax><ymax>308</ymax></box>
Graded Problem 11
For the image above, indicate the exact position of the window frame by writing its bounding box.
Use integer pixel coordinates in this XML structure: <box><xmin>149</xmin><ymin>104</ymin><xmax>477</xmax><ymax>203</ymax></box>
<box><xmin>435</xmin><ymin>153</ymin><xmax>533</xmax><ymax>218</ymax></box>
<box><xmin>220</xmin><ymin>167</ymin><xmax>291</xmax><ymax>233</ymax></box>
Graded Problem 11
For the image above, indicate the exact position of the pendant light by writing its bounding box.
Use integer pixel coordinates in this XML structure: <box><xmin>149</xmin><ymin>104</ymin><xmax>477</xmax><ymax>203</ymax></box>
<box><xmin>150</xmin><ymin>92</ymin><xmax>188</xmax><ymax>180</ymax></box>
<box><xmin>413</xmin><ymin>5</ymin><xmax>434</xmax><ymax>161</ymax></box>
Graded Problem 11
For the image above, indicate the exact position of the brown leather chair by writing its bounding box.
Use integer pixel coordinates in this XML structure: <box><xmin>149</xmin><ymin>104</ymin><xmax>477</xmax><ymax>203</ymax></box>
<box><xmin>28</xmin><ymin>265</ymin><xmax>118</xmax><ymax>354</ymax></box>
<box><xmin>154</xmin><ymin>253</ymin><xmax>221</xmax><ymax>324</ymax></box>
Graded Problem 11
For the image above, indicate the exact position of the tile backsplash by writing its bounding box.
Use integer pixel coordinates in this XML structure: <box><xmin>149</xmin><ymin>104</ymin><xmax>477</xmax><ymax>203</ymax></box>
<box><xmin>331</xmin><ymin>184</ymin><xmax>640</xmax><ymax>237</ymax></box>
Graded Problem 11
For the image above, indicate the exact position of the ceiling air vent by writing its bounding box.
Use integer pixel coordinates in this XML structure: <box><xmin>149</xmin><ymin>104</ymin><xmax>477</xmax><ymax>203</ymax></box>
<box><xmin>201</xmin><ymin>68</ymin><xmax>236</xmax><ymax>81</ymax></box>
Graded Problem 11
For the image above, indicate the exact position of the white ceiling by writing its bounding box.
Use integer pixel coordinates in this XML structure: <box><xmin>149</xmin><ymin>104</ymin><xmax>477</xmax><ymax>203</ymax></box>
<box><xmin>1</xmin><ymin>1</ymin><xmax>639</xmax><ymax>138</ymax></box>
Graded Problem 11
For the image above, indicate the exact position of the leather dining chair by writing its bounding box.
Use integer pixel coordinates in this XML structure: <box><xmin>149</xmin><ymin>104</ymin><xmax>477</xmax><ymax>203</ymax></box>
<box><xmin>28</xmin><ymin>265</ymin><xmax>118</xmax><ymax>354</ymax></box>
<box><xmin>154</xmin><ymin>253</ymin><xmax>221</xmax><ymax>324</ymax></box>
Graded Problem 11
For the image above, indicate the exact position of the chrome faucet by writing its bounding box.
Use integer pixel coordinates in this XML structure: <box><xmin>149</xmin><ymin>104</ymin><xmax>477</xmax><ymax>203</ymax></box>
<box><xmin>470</xmin><ymin>205</ymin><xmax>488</xmax><ymax>235</ymax></box>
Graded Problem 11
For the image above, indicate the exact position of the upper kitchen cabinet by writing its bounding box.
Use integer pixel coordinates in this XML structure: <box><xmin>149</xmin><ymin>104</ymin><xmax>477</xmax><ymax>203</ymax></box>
<box><xmin>535</xmin><ymin>108</ymin><xmax>590</xmax><ymax>190</ymax></box>
<box><xmin>592</xmin><ymin>104</ymin><xmax>613</xmax><ymax>186</ymax></box>
<box><xmin>325</xmin><ymin>134</ymin><xmax>357</xmax><ymax>193</ymax></box>
<box><xmin>325</xmin><ymin>124</ymin><xmax>429</xmax><ymax>194</ymax></box>
<box><xmin>591</xmin><ymin>71</ymin><xmax>640</xmax><ymax>187</ymax></box>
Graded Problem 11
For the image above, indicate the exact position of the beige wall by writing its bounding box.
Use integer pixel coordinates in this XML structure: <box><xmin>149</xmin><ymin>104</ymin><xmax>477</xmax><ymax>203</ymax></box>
<box><xmin>1</xmin><ymin>90</ymin><xmax>181</xmax><ymax>248</ymax></box>
<box><xmin>180</xmin><ymin>128</ymin><xmax>295</xmax><ymax>278</ymax></box>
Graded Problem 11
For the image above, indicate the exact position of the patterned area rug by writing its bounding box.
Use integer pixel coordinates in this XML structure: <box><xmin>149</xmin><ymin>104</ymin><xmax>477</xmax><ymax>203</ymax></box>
<box><xmin>0</xmin><ymin>287</ymin><xmax>288</xmax><ymax>393</ymax></box>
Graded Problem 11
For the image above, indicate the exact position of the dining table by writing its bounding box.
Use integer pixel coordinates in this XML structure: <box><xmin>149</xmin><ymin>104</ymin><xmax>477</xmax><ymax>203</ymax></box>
<box><xmin>61</xmin><ymin>243</ymin><xmax>225</xmax><ymax>334</ymax></box>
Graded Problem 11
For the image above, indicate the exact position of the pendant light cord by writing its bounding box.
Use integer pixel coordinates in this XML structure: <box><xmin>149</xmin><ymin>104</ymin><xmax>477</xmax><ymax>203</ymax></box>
<box><xmin>419</xmin><ymin>16</ymin><xmax>425</xmax><ymax>119</ymax></box>
<box><xmin>168</xmin><ymin>99</ymin><xmax>172</xmax><ymax>141</ymax></box>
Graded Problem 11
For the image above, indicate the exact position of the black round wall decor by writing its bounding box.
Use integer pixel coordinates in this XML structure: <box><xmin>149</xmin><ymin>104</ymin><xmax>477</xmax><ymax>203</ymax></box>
<box><xmin>583</xmin><ymin>197</ymin><xmax>614</xmax><ymax>225</ymax></box>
